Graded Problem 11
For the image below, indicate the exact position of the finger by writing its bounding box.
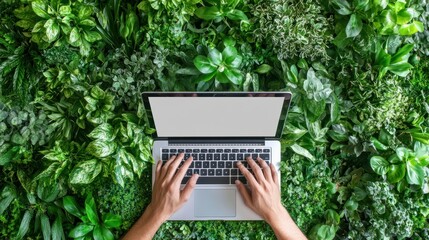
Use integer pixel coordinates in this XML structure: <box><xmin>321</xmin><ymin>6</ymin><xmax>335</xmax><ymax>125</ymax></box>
<box><xmin>173</xmin><ymin>156</ymin><xmax>194</xmax><ymax>186</ymax></box>
<box><xmin>165</xmin><ymin>153</ymin><xmax>185</xmax><ymax>181</ymax></box>
<box><xmin>258</xmin><ymin>158</ymin><xmax>273</xmax><ymax>183</ymax></box>
<box><xmin>270</xmin><ymin>163</ymin><xmax>279</xmax><ymax>186</ymax></box>
<box><xmin>247</xmin><ymin>157</ymin><xmax>265</xmax><ymax>184</ymax></box>
<box><xmin>237</xmin><ymin>161</ymin><xmax>259</xmax><ymax>189</ymax></box>
<box><xmin>155</xmin><ymin>159</ymin><xmax>162</xmax><ymax>181</ymax></box>
<box><xmin>160</xmin><ymin>154</ymin><xmax>178</xmax><ymax>180</ymax></box>
<box><xmin>180</xmin><ymin>174</ymin><xmax>199</xmax><ymax>203</ymax></box>
<box><xmin>235</xmin><ymin>180</ymin><xmax>253</xmax><ymax>209</ymax></box>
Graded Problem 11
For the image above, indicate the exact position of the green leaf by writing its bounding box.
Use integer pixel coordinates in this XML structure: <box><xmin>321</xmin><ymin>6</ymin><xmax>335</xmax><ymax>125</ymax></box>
<box><xmin>194</xmin><ymin>56</ymin><xmax>216</xmax><ymax>74</ymax></box>
<box><xmin>69</xmin><ymin>159</ymin><xmax>103</xmax><ymax>184</ymax></box>
<box><xmin>330</xmin><ymin>94</ymin><xmax>340</xmax><ymax>124</ymax></box>
<box><xmin>346</xmin><ymin>14</ymin><xmax>363</xmax><ymax>38</ymax></box>
<box><xmin>80</xmin><ymin>19</ymin><xmax>96</xmax><ymax>27</ymax></box>
<box><xmin>95</xmin><ymin>226</ymin><xmax>114</xmax><ymax>240</ymax></box>
<box><xmin>396</xmin><ymin>8</ymin><xmax>413</xmax><ymax>25</ymax></box>
<box><xmin>40</xmin><ymin>214</ymin><xmax>51</xmax><ymax>240</ymax></box>
<box><xmin>399</xmin><ymin>21</ymin><xmax>424</xmax><ymax>35</ymax></box>
<box><xmin>83</xmin><ymin>30</ymin><xmax>102</xmax><ymax>43</ymax></box>
<box><xmin>0</xmin><ymin>146</ymin><xmax>19</xmax><ymax>166</ymax></box>
<box><xmin>397</xmin><ymin>147</ymin><xmax>412</xmax><ymax>162</ymax></box>
<box><xmin>102</xmin><ymin>213</ymin><xmax>121</xmax><ymax>228</ymax></box>
<box><xmin>370</xmin><ymin>137</ymin><xmax>388</xmax><ymax>151</ymax></box>
<box><xmin>196</xmin><ymin>71</ymin><xmax>216</xmax><ymax>82</ymax></box>
<box><xmin>370</xmin><ymin>156</ymin><xmax>389</xmax><ymax>175</ymax></box>
<box><xmin>375</xmin><ymin>47</ymin><xmax>391</xmax><ymax>67</ymax></box>
<box><xmin>44</xmin><ymin>19</ymin><xmax>60</xmax><ymax>42</ymax></box>
<box><xmin>88</xmin><ymin>123</ymin><xmax>115</xmax><ymax>141</ymax></box>
<box><xmin>255</xmin><ymin>64</ymin><xmax>272</xmax><ymax>74</ymax></box>
<box><xmin>59</xmin><ymin>5</ymin><xmax>71</xmax><ymax>15</ymax></box>
<box><xmin>32</xmin><ymin>1</ymin><xmax>50</xmax><ymax>19</ymax></box>
<box><xmin>216</xmin><ymin>71</ymin><xmax>230</xmax><ymax>83</ymax></box>
<box><xmin>222</xmin><ymin>46</ymin><xmax>238</xmax><ymax>65</ymax></box>
<box><xmin>85</xmin><ymin>194</ymin><xmax>99</xmax><ymax>225</ymax></box>
<box><xmin>93</xmin><ymin>225</ymin><xmax>103</xmax><ymax>240</ymax></box>
<box><xmin>226</xmin><ymin>10</ymin><xmax>248</xmax><ymax>22</ymax></box>
<box><xmin>223</xmin><ymin>68</ymin><xmax>242</xmax><ymax>85</ymax></box>
<box><xmin>78</xmin><ymin>5</ymin><xmax>93</xmax><ymax>19</ymax></box>
<box><xmin>37</xmin><ymin>182</ymin><xmax>60</xmax><ymax>202</ymax></box>
<box><xmin>391</xmin><ymin>44</ymin><xmax>414</xmax><ymax>64</ymax></box>
<box><xmin>316</xmin><ymin>225</ymin><xmax>336</xmax><ymax>240</ymax></box>
<box><xmin>374</xmin><ymin>0</ymin><xmax>388</xmax><ymax>9</ymax></box>
<box><xmin>387</xmin><ymin>62</ymin><xmax>412</xmax><ymax>77</ymax></box>
<box><xmin>195</xmin><ymin>6</ymin><xmax>221</xmax><ymax>20</ymax></box>
<box><xmin>86</xmin><ymin>140</ymin><xmax>116</xmax><ymax>158</ymax></box>
<box><xmin>332</xmin><ymin>0</ymin><xmax>352</xmax><ymax>15</ymax></box>
<box><xmin>387</xmin><ymin>164</ymin><xmax>406</xmax><ymax>183</ymax></box>
<box><xmin>16</xmin><ymin>210</ymin><xmax>33</xmax><ymax>239</ymax></box>
<box><xmin>406</xmin><ymin>159</ymin><xmax>424</xmax><ymax>185</ymax></box>
<box><xmin>52</xmin><ymin>217</ymin><xmax>64</xmax><ymax>240</ymax></box>
<box><xmin>69</xmin><ymin>224</ymin><xmax>93</xmax><ymax>238</ymax></box>
<box><xmin>69</xmin><ymin>27</ymin><xmax>81</xmax><ymax>45</ymax></box>
<box><xmin>0</xmin><ymin>186</ymin><xmax>16</xmax><ymax>215</ymax></box>
<box><xmin>290</xmin><ymin>143</ymin><xmax>315</xmax><ymax>161</ymax></box>
<box><xmin>345</xmin><ymin>199</ymin><xmax>358</xmax><ymax>211</ymax></box>
<box><xmin>63</xmin><ymin>196</ymin><xmax>83</xmax><ymax>218</ymax></box>
<box><xmin>208</xmin><ymin>48</ymin><xmax>222</xmax><ymax>66</ymax></box>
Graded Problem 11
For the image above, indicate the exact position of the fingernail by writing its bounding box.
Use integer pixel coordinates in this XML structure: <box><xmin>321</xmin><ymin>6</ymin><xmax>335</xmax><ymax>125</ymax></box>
<box><xmin>235</xmin><ymin>180</ymin><xmax>240</xmax><ymax>184</ymax></box>
<box><xmin>237</xmin><ymin>161</ymin><xmax>242</xmax><ymax>165</ymax></box>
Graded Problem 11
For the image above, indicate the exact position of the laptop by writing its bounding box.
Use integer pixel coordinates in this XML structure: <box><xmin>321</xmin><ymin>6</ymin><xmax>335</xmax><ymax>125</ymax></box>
<box><xmin>142</xmin><ymin>92</ymin><xmax>292</xmax><ymax>220</ymax></box>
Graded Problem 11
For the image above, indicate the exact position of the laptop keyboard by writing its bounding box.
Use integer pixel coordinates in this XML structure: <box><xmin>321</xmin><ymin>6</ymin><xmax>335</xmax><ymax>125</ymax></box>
<box><xmin>160</xmin><ymin>147</ymin><xmax>271</xmax><ymax>184</ymax></box>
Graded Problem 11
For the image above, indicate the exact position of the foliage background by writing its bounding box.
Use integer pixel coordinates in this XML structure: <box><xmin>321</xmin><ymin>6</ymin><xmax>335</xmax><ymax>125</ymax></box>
<box><xmin>1</xmin><ymin>0</ymin><xmax>429</xmax><ymax>239</ymax></box>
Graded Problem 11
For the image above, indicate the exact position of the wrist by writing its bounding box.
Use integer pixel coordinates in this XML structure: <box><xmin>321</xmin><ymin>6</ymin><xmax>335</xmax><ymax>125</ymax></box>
<box><xmin>265</xmin><ymin>204</ymin><xmax>288</xmax><ymax>227</ymax></box>
<box><xmin>144</xmin><ymin>203</ymin><xmax>169</xmax><ymax>225</ymax></box>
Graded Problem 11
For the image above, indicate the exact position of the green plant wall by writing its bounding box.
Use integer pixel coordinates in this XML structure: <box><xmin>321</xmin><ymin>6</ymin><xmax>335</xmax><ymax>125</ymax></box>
<box><xmin>1</xmin><ymin>0</ymin><xmax>429</xmax><ymax>239</ymax></box>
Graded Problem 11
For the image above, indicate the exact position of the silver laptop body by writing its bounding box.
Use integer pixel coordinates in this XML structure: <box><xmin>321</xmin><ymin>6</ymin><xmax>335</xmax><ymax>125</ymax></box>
<box><xmin>142</xmin><ymin>92</ymin><xmax>292</xmax><ymax>220</ymax></box>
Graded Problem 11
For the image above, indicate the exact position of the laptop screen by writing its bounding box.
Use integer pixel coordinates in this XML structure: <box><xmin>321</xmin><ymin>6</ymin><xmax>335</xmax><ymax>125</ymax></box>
<box><xmin>144</xmin><ymin>93</ymin><xmax>291</xmax><ymax>138</ymax></box>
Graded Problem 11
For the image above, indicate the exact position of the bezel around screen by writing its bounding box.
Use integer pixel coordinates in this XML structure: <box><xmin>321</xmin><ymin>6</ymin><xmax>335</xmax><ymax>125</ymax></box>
<box><xmin>142</xmin><ymin>92</ymin><xmax>292</xmax><ymax>139</ymax></box>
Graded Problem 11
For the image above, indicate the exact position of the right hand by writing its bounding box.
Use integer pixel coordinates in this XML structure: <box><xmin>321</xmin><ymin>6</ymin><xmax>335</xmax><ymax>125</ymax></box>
<box><xmin>235</xmin><ymin>157</ymin><xmax>284</xmax><ymax>223</ymax></box>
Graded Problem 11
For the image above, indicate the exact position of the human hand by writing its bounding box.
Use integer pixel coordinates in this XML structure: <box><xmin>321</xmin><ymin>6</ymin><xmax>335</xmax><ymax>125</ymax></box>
<box><xmin>123</xmin><ymin>153</ymin><xmax>199</xmax><ymax>240</ymax></box>
<box><xmin>235</xmin><ymin>157</ymin><xmax>283</xmax><ymax>223</ymax></box>
<box><xmin>147</xmin><ymin>153</ymin><xmax>199</xmax><ymax>222</ymax></box>
<box><xmin>235</xmin><ymin>157</ymin><xmax>307</xmax><ymax>240</ymax></box>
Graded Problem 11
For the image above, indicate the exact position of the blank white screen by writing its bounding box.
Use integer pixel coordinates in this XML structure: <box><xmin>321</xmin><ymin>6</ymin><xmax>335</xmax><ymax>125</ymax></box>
<box><xmin>149</xmin><ymin>97</ymin><xmax>284</xmax><ymax>137</ymax></box>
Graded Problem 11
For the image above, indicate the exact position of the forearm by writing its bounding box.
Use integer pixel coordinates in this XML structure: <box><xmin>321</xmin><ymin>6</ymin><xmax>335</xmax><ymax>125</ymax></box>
<box><xmin>267</xmin><ymin>207</ymin><xmax>307</xmax><ymax>240</ymax></box>
<box><xmin>122</xmin><ymin>204</ymin><xmax>165</xmax><ymax>240</ymax></box>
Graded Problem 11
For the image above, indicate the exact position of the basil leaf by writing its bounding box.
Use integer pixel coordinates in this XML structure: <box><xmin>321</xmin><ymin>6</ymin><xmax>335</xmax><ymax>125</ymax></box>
<box><xmin>387</xmin><ymin>164</ymin><xmax>406</xmax><ymax>183</ymax></box>
<box><xmin>370</xmin><ymin>156</ymin><xmax>389</xmax><ymax>175</ymax></box>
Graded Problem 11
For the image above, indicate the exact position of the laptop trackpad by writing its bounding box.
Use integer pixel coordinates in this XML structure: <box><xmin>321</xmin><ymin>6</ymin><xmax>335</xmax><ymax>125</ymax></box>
<box><xmin>194</xmin><ymin>189</ymin><xmax>236</xmax><ymax>217</ymax></box>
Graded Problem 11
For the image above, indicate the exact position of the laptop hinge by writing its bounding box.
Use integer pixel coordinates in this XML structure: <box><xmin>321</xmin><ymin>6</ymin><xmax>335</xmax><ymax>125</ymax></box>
<box><xmin>168</xmin><ymin>137</ymin><xmax>265</xmax><ymax>145</ymax></box>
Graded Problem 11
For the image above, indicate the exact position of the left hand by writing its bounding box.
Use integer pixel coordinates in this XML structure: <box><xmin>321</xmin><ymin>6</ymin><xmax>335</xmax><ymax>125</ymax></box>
<box><xmin>147</xmin><ymin>153</ymin><xmax>199</xmax><ymax>222</ymax></box>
